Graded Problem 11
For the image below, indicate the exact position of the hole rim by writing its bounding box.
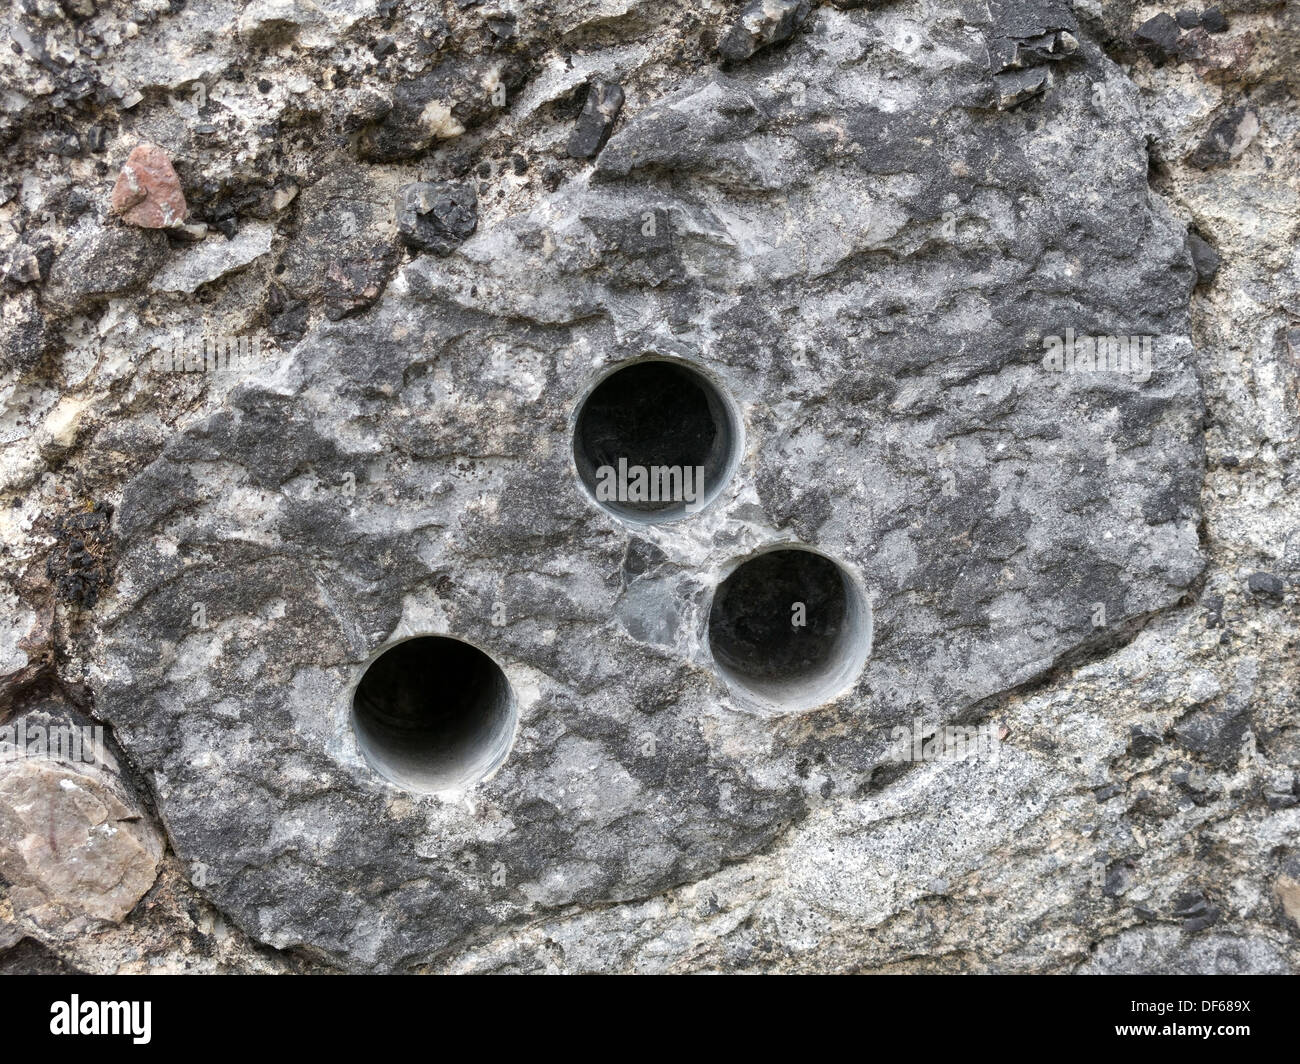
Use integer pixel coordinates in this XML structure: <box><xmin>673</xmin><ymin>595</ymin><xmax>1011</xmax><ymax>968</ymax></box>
<box><xmin>705</xmin><ymin>543</ymin><xmax>872</xmax><ymax>714</ymax></box>
<box><xmin>570</xmin><ymin>354</ymin><xmax>743</xmax><ymax>526</ymax></box>
<box><xmin>348</xmin><ymin>633</ymin><xmax>519</xmax><ymax>795</ymax></box>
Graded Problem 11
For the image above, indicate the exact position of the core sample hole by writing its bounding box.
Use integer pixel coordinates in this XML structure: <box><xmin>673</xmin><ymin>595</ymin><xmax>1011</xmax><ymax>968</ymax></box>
<box><xmin>351</xmin><ymin>636</ymin><xmax>516</xmax><ymax>792</ymax></box>
<box><xmin>573</xmin><ymin>359</ymin><xmax>738</xmax><ymax>522</ymax></box>
<box><xmin>707</xmin><ymin>548</ymin><xmax>870</xmax><ymax>710</ymax></box>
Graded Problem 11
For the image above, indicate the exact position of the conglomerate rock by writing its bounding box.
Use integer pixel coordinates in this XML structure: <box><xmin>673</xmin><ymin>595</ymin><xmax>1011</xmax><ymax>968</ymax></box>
<box><xmin>94</xmin><ymin>3</ymin><xmax>1206</xmax><ymax>971</ymax></box>
<box><xmin>0</xmin><ymin>0</ymin><xmax>1296</xmax><ymax>974</ymax></box>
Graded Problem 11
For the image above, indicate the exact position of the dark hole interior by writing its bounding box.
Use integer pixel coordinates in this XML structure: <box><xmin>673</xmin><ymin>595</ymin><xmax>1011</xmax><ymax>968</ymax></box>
<box><xmin>352</xmin><ymin>636</ymin><xmax>512</xmax><ymax>790</ymax></box>
<box><xmin>708</xmin><ymin>550</ymin><xmax>849</xmax><ymax>689</ymax></box>
<box><xmin>574</xmin><ymin>360</ymin><xmax>732</xmax><ymax>518</ymax></box>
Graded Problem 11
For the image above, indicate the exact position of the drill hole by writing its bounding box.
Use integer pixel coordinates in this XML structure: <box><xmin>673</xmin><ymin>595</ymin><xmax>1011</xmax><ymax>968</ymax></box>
<box><xmin>708</xmin><ymin>548</ymin><xmax>870</xmax><ymax>711</ymax></box>
<box><xmin>351</xmin><ymin>636</ymin><xmax>516</xmax><ymax>793</ymax></box>
<box><xmin>573</xmin><ymin>358</ymin><xmax>739</xmax><ymax>523</ymax></box>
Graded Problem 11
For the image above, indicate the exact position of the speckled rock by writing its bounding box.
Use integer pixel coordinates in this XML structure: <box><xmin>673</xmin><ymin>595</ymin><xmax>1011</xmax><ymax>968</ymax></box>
<box><xmin>94</xmin><ymin>3</ymin><xmax>1206</xmax><ymax>971</ymax></box>
<box><xmin>0</xmin><ymin>701</ymin><xmax>163</xmax><ymax>936</ymax></box>
<box><xmin>0</xmin><ymin>0</ymin><xmax>1296</xmax><ymax>977</ymax></box>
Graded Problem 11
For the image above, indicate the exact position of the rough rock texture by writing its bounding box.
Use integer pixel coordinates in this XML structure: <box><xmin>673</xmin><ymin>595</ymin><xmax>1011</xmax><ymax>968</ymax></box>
<box><xmin>109</xmin><ymin>143</ymin><xmax>189</xmax><ymax>229</ymax></box>
<box><xmin>0</xmin><ymin>701</ymin><xmax>163</xmax><ymax>935</ymax></box>
<box><xmin>0</xmin><ymin>0</ymin><xmax>1296</xmax><ymax>974</ymax></box>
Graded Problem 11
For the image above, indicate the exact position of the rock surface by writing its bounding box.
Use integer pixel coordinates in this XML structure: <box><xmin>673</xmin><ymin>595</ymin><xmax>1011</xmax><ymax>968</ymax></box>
<box><xmin>98</xmin><ymin>5</ymin><xmax>1203</xmax><ymax>972</ymax></box>
<box><xmin>0</xmin><ymin>701</ymin><xmax>163</xmax><ymax>936</ymax></box>
<box><xmin>0</xmin><ymin>0</ymin><xmax>1296</xmax><ymax>975</ymax></box>
<box><xmin>109</xmin><ymin>144</ymin><xmax>188</xmax><ymax>229</ymax></box>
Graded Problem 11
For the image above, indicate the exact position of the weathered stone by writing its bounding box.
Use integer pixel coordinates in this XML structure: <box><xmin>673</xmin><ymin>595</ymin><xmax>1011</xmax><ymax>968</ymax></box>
<box><xmin>150</xmin><ymin>223</ymin><xmax>274</xmax><ymax>294</ymax></box>
<box><xmin>718</xmin><ymin>0</ymin><xmax>811</xmax><ymax>63</ymax></box>
<box><xmin>109</xmin><ymin>144</ymin><xmax>188</xmax><ymax>229</ymax></box>
<box><xmin>1187</xmin><ymin>232</ymin><xmax>1220</xmax><ymax>285</ymax></box>
<box><xmin>1188</xmin><ymin>107</ymin><xmax>1260</xmax><ymax>168</ymax></box>
<box><xmin>357</xmin><ymin>58</ymin><xmax>529</xmax><ymax>162</ymax></box>
<box><xmin>44</xmin><ymin>222</ymin><xmax>168</xmax><ymax>311</ymax></box>
<box><xmin>3</xmin><ymin>244</ymin><xmax>42</xmax><ymax>284</ymax></box>
<box><xmin>567</xmin><ymin>80</ymin><xmax>625</xmax><ymax>159</ymax></box>
<box><xmin>1247</xmin><ymin>571</ymin><xmax>1284</xmax><ymax>599</ymax></box>
<box><xmin>395</xmin><ymin>182</ymin><xmax>477</xmax><ymax>256</ymax></box>
<box><xmin>0</xmin><ymin>290</ymin><xmax>54</xmax><ymax>375</ymax></box>
<box><xmin>1202</xmin><ymin>7</ymin><xmax>1228</xmax><ymax>33</ymax></box>
<box><xmin>1134</xmin><ymin>13</ymin><xmax>1181</xmax><ymax>61</ymax></box>
<box><xmin>279</xmin><ymin>167</ymin><xmax>397</xmax><ymax>301</ymax></box>
<box><xmin>0</xmin><ymin>702</ymin><xmax>163</xmax><ymax>936</ymax></box>
<box><xmin>0</xmin><ymin>0</ymin><xmax>1296</xmax><ymax>979</ymax></box>
<box><xmin>993</xmin><ymin>66</ymin><xmax>1053</xmax><ymax>110</ymax></box>
<box><xmin>98</xmin><ymin>11</ymin><xmax>1205</xmax><ymax>971</ymax></box>
<box><xmin>324</xmin><ymin>249</ymin><xmax>399</xmax><ymax>320</ymax></box>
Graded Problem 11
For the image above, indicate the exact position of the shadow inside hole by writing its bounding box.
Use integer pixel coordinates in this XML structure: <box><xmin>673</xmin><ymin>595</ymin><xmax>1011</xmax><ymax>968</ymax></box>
<box><xmin>573</xmin><ymin>360</ymin><xmax>735</xmax><ymax>521</ymax></box>
<box><xmin>708</xmin><ymin>549</ymin><xmax>867</xmax><ymax>708</ymax></box>
<box><xmin>351</xmin><ymin>636</ymin><xmax>515</xmax><ymax>792</ymax></box>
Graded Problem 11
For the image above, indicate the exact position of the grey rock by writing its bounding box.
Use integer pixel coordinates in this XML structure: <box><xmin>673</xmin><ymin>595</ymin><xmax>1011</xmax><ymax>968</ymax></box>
<box><xmin>717</xmin><ymin>0</ymin><xmax>811</xmax><ymax>64</ymax></box>
<box><xmin>323</xmin><ymin>249</ymin><xmax>400</xmax><ymax>321</ymax></box>
<box><xmin>279</xmin><ymin>167</ymin><xmax>397</xmax><ymax>302</ymax></box>
<box><xmin>1188</xmin><ymin>106</ymin><xmax>1259</xmax><ymax>169</ymax></box>
<box><xmin>357</xmin><ymin>58</ymin><xmax>529</xmax><ymax>162</ymax></box>
<box><xmin>96</xmin><ymin>12</ymin><xmax>1205</xmax><ymax>971</ymax></box>
<box><xmin>1134</xmin><ymin>13</ymin><xmax>1181</xmax><ymax>60</ymax></box>
<box><xmin>395</xmin><ymin>182</ymin><xmax>477</xmax><ymax>256</ymax></box>
<box><xmin>1172</xmin><ymin>705</ymin><xmax>1249</xmax><ymax>768</ymax></box>
<box><xmin>149</xmin><ymin>223</ymin><xmax>274</xmax><ymax>294</ymax></box>
<box><xmin>993</xmin><ymin>67</ymin><xmax>1054</xmax><ymax>110</ymax></box>
<box><xmin>1187</xmin><ymin>232</ymin><xmax>1220</xmax><ymax>285</ymax></box>
<box><xmin>1202</xmin><ymin>7</ymin><xmax>1228</xmax><ymax>33</ymax></box>
<box><xmin>1247</xmin><ymin>571</ymin><xmax>1284</xmax><ymax>599</ymax></box>
<box><xmin>567</xmin><ymin>81</ymin><xmax>625</xmax><ymax>160</ymax></box>
<box><xmin>0</xmin><ymin>289</ymin><xmax>54</xmax><ymax>375</ymax></box>
<box><xmin>44</xmin><ymin>223</ymin><xmax>168</xmax><ymax>311</ymax></box>
<box><xmin>1172</xmin><ymin>890</ymin><xmax>1221</xmax><ymax>932</ymax></box>
<box><xmin>3</xmin><ymin>244</ymin><xmax>43</xmax><ymax>284</ymax></box>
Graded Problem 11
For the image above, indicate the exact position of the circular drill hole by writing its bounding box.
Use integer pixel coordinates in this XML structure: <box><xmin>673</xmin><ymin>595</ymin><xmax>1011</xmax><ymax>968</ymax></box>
<box><xmin>351</xmin><ymin>636</ymin><xmax>516</xmax><ymax>792</ymax></box>
<box><xmin>707</xmin><ymin>548</ymin><xmax>869</xmax><ymax>710</ymax></box>
<box><xmin>573</xmin><ymin>359</ymin><xmax>738</xmax><ymax>522</ymax></box>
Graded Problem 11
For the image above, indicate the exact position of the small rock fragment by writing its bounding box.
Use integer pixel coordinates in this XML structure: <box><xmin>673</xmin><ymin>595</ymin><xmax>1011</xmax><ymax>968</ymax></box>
<box><xmin>1247</xmin><ymin>571</ymin><xmax>1284</xmax><ymax>599</ymax></box>
<box><xmin>0</xmin><ymin>701</ymin><xmax>163</xmax><ymax>934</ymax></box>
<box><xmin>150</xmin><ymin>222</ymin><xmax>274</xmax><ymax>294</ymax></box>
<box><xmin>3</xmin><ymin>244</ymin><xmax>43</xmax><ymax>284</ymax></box>
<box><xmin>1134</xmin><ymin>13</ymin><xmax>1181</xmax><ymax>61</ymax></box>
<box><xmin>109</xmin><ymin>143</ymin><xmax>188</xmax><ymax>228</ymax></box>
<box><xmin>269</xmin><ymin>294</ymin><xmax>310</xmax><ymax>341</ymax></box>
<box><xmin>324</xmin><ymin>249</ymin><xmax>399</xmax><ymax>320</ymax></box>
<box><xmin>46</xmin><ymin>503</ymin><xmax>113</xmax><ymax>609</ymax></box>
<box><xmin>718</xmin><ymin>0</ymin><xmax>811</xmax><ymax>64</ymax></box>
<box><xmin>1201</xmin><ymin>6</ymin><xmax>1228</xmax><ymax>33</ymax></box>
<box><xmin>1175</xmin><ymin>8</ymin><xmax>1200</xmax><ymax>28</ymax></box>
<box><xmin>0</xmin><ymin>290</ymin><xmax>55</xmax><ymax>375</ymax></box>
<box><xmin>1190</xmin><ymin>107</ymin><xmax>1258</xmax><ymax>167</ymax></box>
<box><xmin>567</xmin><ymin>80</ymin><xmax>625</xmax><ymax>160</ymax></box>
<box><xmin>994</xmin><ymin>67</ymin><xmax>1052</xmax><ymax>110</ymax></box>
<box><xmin>45</xmin><ymin>223</ymin><xmax>168</xmax><ymax>311</ymax></box>
<box><xmin>1187</xmin><ymin>232</ymin><xmax>1220</xmax><ymax>286</ymax></box>
<box><xmin>1188</xmin><ymin>107</ymin><xmax>1259</xmax><ymax>168</ymax></box>
<box><xmin>395</xmin><ymin>181</ymin><xmax>477</xmax><ymax>255</ymax></box>
<box><xmin>1172</xmin><ymin>890</ymin><xmax>1220</xmax><ymax>932</ymax></box>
